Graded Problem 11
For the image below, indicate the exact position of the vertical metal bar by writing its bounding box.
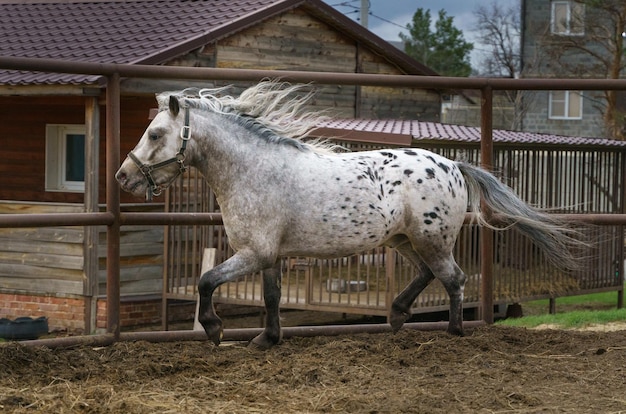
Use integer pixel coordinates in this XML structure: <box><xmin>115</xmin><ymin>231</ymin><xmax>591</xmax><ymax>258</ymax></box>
<box><xmin>106</xmin><ymin>73</ymin><xmax>121</xmax><ymax>339</ymax></box>
<box><xmin>83</xmin><ymin>96</ymin><xmax>100</xmax><ymax>334</ymax></box>
<box><xmin>162</xmin><ymin>187</ymin><xmax>171</xmax><ymax>331</ymax></box>
<box><xmin>480</xmin><ymin>86</ymin><xmax>494</xmax><ymax>324</ymax></box>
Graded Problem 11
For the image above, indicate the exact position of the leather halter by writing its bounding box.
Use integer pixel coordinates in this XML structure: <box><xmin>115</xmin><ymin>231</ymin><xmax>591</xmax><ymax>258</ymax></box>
<box><xmin>128</xmin><ymin>106</ymin><xmax>191</xmax><ymax>201</ymax></box>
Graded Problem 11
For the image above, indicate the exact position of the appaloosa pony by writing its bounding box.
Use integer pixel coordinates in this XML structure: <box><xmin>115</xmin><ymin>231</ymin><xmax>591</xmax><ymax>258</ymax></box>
<box><xmin>116</xmin><ymin>81</ymin><xmax>580</xmax><ymax>348</ymax></box>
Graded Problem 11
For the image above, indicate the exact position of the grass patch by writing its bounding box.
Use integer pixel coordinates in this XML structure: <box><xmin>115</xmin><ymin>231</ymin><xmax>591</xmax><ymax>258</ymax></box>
<box><xmin>497</xmin><ymin>307</ymin><xmax>626</xmax><ymax>329</ymax></box>
<box><xmin>496</xmin><ymin>284</ymin><xmax>626</xmax><ymax>329</ymax></box>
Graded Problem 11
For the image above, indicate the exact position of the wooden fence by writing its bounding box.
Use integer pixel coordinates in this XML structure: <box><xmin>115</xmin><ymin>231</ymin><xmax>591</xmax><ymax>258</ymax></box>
<box><xmin>162</xmin><ymin>139</ymin><xmax>625</xmax><ymax>322</ymax></box>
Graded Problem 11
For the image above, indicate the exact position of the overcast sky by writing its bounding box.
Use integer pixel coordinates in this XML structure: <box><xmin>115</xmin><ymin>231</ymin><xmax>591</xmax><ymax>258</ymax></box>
<box><xmin>324</xmin><ymin>0</ymin><xmax>520</xmax><ymax>67</ymax></box>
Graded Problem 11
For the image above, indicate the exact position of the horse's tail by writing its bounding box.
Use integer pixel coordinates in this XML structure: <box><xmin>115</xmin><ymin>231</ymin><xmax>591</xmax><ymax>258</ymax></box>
<box><xmin>456</xmin><ymin>162</ymin><xmax>584</xmax><ymax>272</ymax></box>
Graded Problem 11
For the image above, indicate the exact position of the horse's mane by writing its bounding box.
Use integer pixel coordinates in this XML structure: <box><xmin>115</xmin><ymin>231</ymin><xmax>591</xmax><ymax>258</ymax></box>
<box><xmin>157</xmin><ymin>81</ymin><xmax>338</xmax><ymax>153</ymax></box>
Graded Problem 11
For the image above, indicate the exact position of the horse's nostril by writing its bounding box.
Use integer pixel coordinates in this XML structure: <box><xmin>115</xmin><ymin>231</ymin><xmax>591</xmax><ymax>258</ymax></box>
<box><xmin>116</xmin><ymin>171</ymin><xmax>126</xmax><ymax>183</ymax></box>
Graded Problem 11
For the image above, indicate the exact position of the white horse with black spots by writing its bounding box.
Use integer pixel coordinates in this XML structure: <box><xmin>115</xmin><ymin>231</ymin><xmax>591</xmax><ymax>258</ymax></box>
<box><xmin>116</xmin><ymin>81</ymin><xmax>581</xmax><ymax>349</ymax></box>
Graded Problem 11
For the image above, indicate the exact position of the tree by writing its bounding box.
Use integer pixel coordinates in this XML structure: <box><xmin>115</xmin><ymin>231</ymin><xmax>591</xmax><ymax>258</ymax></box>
<box><xmin>535</xmin><ymin>0</ymin><xmax>626</xmax><ymax>140</ymax></box>
<box><xmin>400</xmin><ymin>8</ymin><xmax>473</xmax><ymax>77</ymax></box>
<box><xmin>472</xmin><ymin>1</ymin><xmax>531</xmax><ymax>130</ymax></box>
<box><xmin>474</xmin><ymin>2</ymin><xmax>521</xmax><ymax>78</ymax></box>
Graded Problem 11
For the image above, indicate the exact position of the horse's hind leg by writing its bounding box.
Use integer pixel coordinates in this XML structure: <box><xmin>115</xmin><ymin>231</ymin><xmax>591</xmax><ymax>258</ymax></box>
<box><xmin>423</xmin><ymin>254</ymin><xmax>467</xmax><ymax>336</ymax></box>
<box><xmin>250</xmin><ymin>261</ymin><xmax>283</xmax><ymax>349</ymax></box>
<box><xmin>388</xmin><ymin>242</ymin><xmax>435</xmax><ymax>332</ymax></box>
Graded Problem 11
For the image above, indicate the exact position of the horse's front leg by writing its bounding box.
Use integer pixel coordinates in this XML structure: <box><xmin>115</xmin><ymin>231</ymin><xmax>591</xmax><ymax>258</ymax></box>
<box><xmin>250</xmin><ymin>261</ymin><xmax>282</xmax><ymax>349</ymax></box>
<box><xmin>198</xmin><ymin>250</ymin><xmax>266</xmax><ymax>345</ymax></box>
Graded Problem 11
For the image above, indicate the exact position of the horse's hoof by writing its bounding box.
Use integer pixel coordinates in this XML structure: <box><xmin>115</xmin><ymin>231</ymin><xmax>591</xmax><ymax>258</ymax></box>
<box><xmin>446</xmin><ymin>326</ymin><xmax>464</xmax><ymax>337</ymax></box>
<box><xmin>201</xmin><ymin>318</ymin><xmax>224</xmax><ymax>346</ymax></box>
<box><xmin>249</xmin><ymin>331</ymin><xmax>281</xmax><ymax>350</ymax></box>
<box><xmin>388</xmin><ymin>307</ymin><xmax>410</xmax><ymax>333</ymax></box>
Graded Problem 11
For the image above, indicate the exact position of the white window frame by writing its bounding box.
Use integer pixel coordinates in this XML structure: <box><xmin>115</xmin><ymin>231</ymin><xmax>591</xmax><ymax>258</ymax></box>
<box><xmin>45</xmin><ymin>124</ymin><xmax>86</xmax><ymax>192</ymax></box>
<box><xmin>551</xmin><ymin>1</ymin><xmax>585</xmax><ymax>36</ymax></box>
<box><xmin>549</xmin><ymin>91</ymin><xmax>583</xmax><ymax>120</ymax></box>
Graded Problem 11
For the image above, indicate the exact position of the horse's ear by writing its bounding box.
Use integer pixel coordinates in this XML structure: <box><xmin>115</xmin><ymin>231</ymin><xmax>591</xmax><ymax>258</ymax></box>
<box><xmin>169</xmin><ymin>96</ymin><xmax>180</xmax><ymax>116</ymax></box>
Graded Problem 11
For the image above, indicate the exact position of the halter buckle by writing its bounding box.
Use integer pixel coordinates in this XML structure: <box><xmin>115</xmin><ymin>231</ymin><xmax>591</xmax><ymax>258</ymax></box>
<box><xmin>180</xmin><ymin>125</ymin><xmax>191</xmax><ymax>140</ymax></box>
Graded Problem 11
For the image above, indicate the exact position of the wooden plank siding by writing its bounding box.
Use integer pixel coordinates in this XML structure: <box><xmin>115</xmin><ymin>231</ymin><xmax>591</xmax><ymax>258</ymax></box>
<box><xmin>162</xmin><ymin>8</ymin><xmax>442</xmax><ymax>120</ymax></box>
<box><xmin>0</xmin><ymin>202</ymin><xmax>165</xmax><ymax>298</ymax></box>
<box><xmin>97</xmin><ymin>204</ymin><xmax>165</xmax><ymax>297</ymax></box>
<box><xmin>0</xmin><ymin>203</ymin><xmax>84</xmax><ymax>295</ymax></box>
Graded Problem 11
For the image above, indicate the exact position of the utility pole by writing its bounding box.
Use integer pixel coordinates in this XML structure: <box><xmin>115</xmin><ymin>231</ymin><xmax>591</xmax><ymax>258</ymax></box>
<box><xmin>360</xmin><ymin>0</ymin><xmax>369</xmax><ymax>28</ymax></box>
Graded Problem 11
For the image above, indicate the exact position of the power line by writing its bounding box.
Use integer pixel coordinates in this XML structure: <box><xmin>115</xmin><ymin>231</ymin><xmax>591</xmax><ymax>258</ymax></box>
<box><xmin>330</xmin><ymin>1</ymin><xmax>408</xmax><ymax>31</ymax></box>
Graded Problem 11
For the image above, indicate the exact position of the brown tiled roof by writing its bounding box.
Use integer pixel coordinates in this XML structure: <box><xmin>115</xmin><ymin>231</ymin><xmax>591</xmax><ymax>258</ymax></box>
<box><xmin>317</xmin><ymin>119</ymin><xmax>626</xmax><ymax>147</ymax></box>
<box><xmin>0</xmin><ymin>0</ymin><xmax>437</xmax><ymax>86</ymax></box>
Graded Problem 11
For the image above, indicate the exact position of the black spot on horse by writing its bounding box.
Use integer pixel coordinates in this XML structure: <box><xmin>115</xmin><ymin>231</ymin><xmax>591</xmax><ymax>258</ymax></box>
<box><xmin>417</xmin><ymin>178</ymin><xmax>423</xmax><ymax>184</ymax></box>
<box><xmin>424</xmin><ymin>219</ymin><xmax>433</xmax><ymax>225</ymax></box>
<box><xmin>404</xmin><ymin>150</ymin><xmax>417</xmax><ymax>156</ymax></box>
<box><xmin>404</xmin><ymin>169</ymin><xmax>413</xmax><ymax>177</ymax></box>
<box><xmin>392</xmin><ymin>180</ymin><xmax>402</xmax><ymax>186</ymax></box>
<box><xmin>425</xmin><ymin>168</ymin><xmax>435</xmax><ymax>179</ymax></box>
<box><xmin>423</xmin><ymin>212</ymin><xmax>438</xmax><ymax>219</ymax></box>
<box><xmin>437</xmin><ymin>162</ymin><xmax>450</xmax><ymax>173</ymax></box>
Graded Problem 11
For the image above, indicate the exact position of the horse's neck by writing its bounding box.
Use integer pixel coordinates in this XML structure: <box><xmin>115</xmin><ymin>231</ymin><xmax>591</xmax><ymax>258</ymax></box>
<box><xmin>191</xmin><ymin>113</ymin><xmax>290</xmax><ymax>198</ymax></box>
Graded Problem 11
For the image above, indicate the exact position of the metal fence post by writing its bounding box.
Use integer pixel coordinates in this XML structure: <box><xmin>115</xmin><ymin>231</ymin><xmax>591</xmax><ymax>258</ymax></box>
<box><xmin>480</xmin><ymin>85</ymin><xmax>495</xmax><ymax>324</ymax></box>
<box><xmin>106</xmin><ymin>73</ymin><xmax>121</xmax><ymax>339</ymax></box>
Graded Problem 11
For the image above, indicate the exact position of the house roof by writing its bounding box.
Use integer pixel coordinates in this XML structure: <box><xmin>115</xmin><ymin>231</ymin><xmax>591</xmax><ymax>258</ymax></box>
<box><xmin>316</xmin><ymin>119</ymin><xmax>626</xmax><ymax>148</ymax></box>
<box><xmin>0</xmin><ymin>0</ymin><xmax>437</xmax><ymax>87</ymax></box>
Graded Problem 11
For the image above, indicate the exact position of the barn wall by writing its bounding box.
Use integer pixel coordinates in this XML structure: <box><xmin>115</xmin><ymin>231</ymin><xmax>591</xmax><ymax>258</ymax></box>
<box><xmin>0</xmin><ymin>201</ymin><xmax>165</xmax><ymax>332</ymax></box>
<box><xmin>0</xmin><ymin>95</ymin><xmax>159</xmax><ymax>205</ymax></box>
<box><xmin>97</xmin><ymin>204</ymin><xmax>165</xmax><ymax>298</ymax></box>
<box><xmin>166</xmin><ymin>8</ymin><xmax>441</xmax><ymax>120</ymax></box>
<box><xmin>0</xmin><ymin>202</ymin><xmax>85</xmax><ymax>296</ymax></box>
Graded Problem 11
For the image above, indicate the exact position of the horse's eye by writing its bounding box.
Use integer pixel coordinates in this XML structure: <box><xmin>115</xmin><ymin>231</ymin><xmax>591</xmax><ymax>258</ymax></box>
<box><xmin>149</xmin><ymin>133</ymin><xmax>159</xmax><ymax>141</ymax></box>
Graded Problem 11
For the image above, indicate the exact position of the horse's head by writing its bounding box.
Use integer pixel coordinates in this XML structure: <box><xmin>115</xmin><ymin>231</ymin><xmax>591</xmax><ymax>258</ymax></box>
<box><xmin>116</xmin><ymin>94</ymin><xmax>191</xmax><ymax>200</ymax></box>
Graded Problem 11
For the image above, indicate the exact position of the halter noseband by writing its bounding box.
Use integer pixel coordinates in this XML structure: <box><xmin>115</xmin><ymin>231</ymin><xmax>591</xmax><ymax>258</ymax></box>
<box><xmin>128</xmin><ymin>106</ymin><xmax>191</xmax><ymax>201</ymax></box>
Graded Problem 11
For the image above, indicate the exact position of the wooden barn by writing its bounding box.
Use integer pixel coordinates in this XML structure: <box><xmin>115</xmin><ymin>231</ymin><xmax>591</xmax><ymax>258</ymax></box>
<box><xmin>0</xmin><ymin>0</ymin><xmax>443</xmax><ymax>333</ymax></box>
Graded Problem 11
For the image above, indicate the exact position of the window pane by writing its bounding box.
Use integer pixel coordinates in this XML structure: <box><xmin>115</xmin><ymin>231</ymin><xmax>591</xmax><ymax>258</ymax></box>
<box><xmin>550</xmin><ymin>91</ymin><xmax>566</xmax><ymax>117</ymax></box>
<box><xmin>568</xmin><ymin>91</ymin><xmax>582</xmax><ymax>118</ymax></box>
<box><xmin>570</xmin><ymin>3</ymin><xmax>585</xmax><ymax>34</ymax></box>
<box><xmin>553</xmin><ymin>3</ymin><xmax>568</xmax><ymax>33</ymax></box>
<box><xmin>65</xmin><ymin>133</ymin><xmax>85</xmax><ymax>182</ymax></box>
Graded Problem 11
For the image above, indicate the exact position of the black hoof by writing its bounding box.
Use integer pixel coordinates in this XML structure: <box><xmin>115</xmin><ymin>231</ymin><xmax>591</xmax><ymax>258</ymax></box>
<box><xmin>249</xmin><ymin>330</ymin><xmax>281</xmax><ymax>349</ymax></box>
<box><xmin>201</xmin><ymin>317</ymin><xmax>223</xmax><ymax>346</ymax></box>
<box><xmin>389</xmin><ymin>305</ymin><xmax>411</xmax><ymax>333</ymax></box>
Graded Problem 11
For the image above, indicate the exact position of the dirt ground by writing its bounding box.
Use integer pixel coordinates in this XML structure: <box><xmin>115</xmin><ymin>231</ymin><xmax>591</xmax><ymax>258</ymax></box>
<box><xmin>1</xmin><ymin>323</ymin><xmax>626</xmax><ymax>414</ymax></box>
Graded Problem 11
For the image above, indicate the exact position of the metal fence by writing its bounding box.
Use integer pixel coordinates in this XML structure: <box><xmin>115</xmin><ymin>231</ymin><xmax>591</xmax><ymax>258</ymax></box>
<box><xmin>0</xmin><ymin>56</ymin><xmax>624</xmax><ymax>343</ymax></box>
